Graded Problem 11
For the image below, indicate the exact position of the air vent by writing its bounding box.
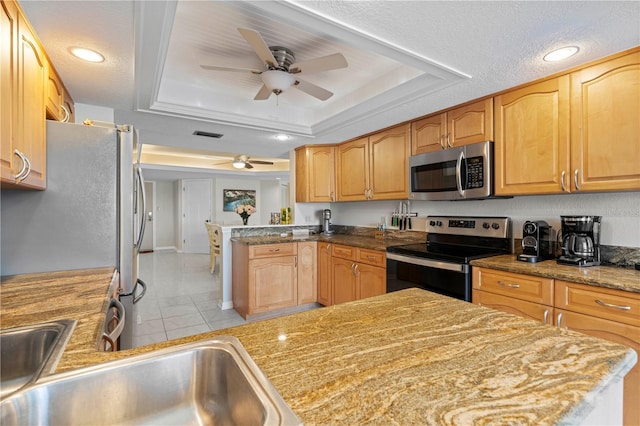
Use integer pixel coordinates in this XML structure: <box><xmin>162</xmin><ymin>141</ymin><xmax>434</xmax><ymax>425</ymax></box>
<box><xmin>193</xmin><ymin>131</ymin><xmax>223</xmax><ymax>139</ymax></box>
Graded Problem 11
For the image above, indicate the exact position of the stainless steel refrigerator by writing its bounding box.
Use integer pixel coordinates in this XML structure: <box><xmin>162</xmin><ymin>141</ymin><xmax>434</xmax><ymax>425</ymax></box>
<box><xmin>1</xmin><ymin>120</ymin><xmax>147</xmax><ymax>349</ymax></box>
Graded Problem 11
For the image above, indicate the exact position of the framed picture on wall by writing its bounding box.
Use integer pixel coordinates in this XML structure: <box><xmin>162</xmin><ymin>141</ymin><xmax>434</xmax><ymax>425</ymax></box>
<box><xmin>223</xmin><ymin>189</ymin><xmax>256</xmax><ymax>211</ymax></box>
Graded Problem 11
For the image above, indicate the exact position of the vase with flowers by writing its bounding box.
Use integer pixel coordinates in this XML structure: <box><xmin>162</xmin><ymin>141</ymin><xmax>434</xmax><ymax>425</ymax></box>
<box><xmin>236</xmin><ymin>204</ymin><xmax>256</xmax><ymax>225</ymax></box>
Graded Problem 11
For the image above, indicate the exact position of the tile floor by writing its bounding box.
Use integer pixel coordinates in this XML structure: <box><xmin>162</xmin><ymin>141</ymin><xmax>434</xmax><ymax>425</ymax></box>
<box><xmin>133</xmin><ymin>251</ymin><xmax>246</xmax><ymax>348</ymax></box>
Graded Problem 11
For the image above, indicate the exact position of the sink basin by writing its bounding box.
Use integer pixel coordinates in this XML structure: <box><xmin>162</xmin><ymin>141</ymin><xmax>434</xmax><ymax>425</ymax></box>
<box><xmin>0</xmin><ymin>320</ymin><xmax>76</xmax><ymax>399</ymax></box>
<box><xmin>0</xmin><ymin>336</ymin><xmax>301</xmax><ymax>425</ymax></box>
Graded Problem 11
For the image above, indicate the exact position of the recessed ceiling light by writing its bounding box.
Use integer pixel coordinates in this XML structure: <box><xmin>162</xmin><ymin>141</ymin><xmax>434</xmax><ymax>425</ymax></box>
<box><xmin>68</xmin><ymin>47</ymin><xmax>105</xmax><ymax>63</ymax></box>
<box><xmin>543</xmin><ymin>46</ymin><xmax>579</xmax><ymax>62</ymax></box>
<box><xmin>274</xmin><ymin>134</ymin><xmax>290</xmax><ymax>141</ymax></box>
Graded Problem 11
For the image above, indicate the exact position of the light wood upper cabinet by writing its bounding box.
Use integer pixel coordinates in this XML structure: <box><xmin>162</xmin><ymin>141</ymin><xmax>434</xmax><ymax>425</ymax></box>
<box><xmin>336</xmin><ymin>124</ymin><xmax>410</xmax><ymax>201</ymax></box>
<box><xmin>494</xmin><ymin>76</ymin><xmax>570</xmax><ymax>196</ymax></box>
<box><xmin>570</xmin><ymin>50</ymin><xmax>640</xmax><ymax>192</ymax></box>
<box><xmin>336</xmin><ymin>136</ymin><xmax>369</xmax><ymax>201</ymax></box>
<box><xmin>295</xmin><ymin>145</ymin><xmax>336</xmax><ymax>202</ymax></box>
<box><xmin>1</xmin><ymin>0</ymin><xmax>47</xmax><ymax>189</ymax></box>
<box><xmin>46</xmin><ymin>64</ymin><xmax>64</xmax><ymax>121</ymax></box>
<box><xmin>412</xmin><ymin>98</ymin><xmax>494</xmax><ymax>155</ymax></box>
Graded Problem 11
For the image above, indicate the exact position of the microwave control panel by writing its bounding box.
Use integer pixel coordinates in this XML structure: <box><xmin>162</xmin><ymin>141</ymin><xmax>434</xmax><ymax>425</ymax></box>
<box><xmin>466</xmin><ymin>157</ymin><xmax>484</xmax><ymax>189</ymax></box>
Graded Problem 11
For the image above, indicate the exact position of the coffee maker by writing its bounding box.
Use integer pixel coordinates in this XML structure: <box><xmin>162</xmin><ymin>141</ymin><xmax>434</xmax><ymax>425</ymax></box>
<box><xmin>517</xmin><ymin>220</ymin><xmax>554</xmax><ymax>263</ymax></box>
<box><xmin>557</xmin><ymin>216</ymin><xmax>601</xmax><ymax>266</ymax></box>
<box><xmin>321</xmin><ymin>209</ymin><xmax>333</xmax><ymax>235</ymax></box>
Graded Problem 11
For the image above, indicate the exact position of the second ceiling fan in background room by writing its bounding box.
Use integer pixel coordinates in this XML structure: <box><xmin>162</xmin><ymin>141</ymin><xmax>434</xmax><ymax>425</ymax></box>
<box><xmin>201</xmin><ymin>28</ymin><xmax>348</xmax><ymax>101</ymax></box>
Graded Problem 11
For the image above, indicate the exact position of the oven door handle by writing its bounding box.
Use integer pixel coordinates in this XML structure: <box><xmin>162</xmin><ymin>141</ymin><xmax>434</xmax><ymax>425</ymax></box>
<box><xmin>387</xmin><ymin>253</ymin><xmax>468</xmax><ymax>273</ymax></box>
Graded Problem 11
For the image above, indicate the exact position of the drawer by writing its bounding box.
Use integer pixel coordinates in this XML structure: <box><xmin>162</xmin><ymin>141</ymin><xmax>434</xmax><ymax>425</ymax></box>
<box><xmin>357</xmin><ymin>248</ymin><xmax>386</xmax><ymax>267</ymax></box>
<box><xmin>555</xmin><ymin>280</ymin><xmax>640</xmax><ymax>327</ymax></box>
<box><xmin>472</xmin><ymin>267</ymin><xmax>553</xmax><ymax>305</ymax></box>
<box><xmin>249</xmin><ymin>243</ymin><xmax>297</xmax><ymax>258</ymax></box>
<box><xmin>332</xmin><ymin>244</ymin><xmax>356</xmax><ymax>261</ymax></box>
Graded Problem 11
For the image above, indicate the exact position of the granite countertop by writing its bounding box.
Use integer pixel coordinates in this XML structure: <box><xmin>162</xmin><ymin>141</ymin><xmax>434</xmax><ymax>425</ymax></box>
<box><xmin>231</xmin><ymin>232</ymin><xmax>415</xmax><ymax>251</ymax></box>
<box><xmin>1</xmin><ymin>269</ymin><xmax>637</xmax><ymax>424</ymax></box>
<box><xmin>471</xmin><ymin>255</ymin><xmax>640</xmax><ymax>294</ymax></box>
<box><xmin>0</xmin><ymin>267</ymin><xmax>118</xmax><ymax>368</ymax></box>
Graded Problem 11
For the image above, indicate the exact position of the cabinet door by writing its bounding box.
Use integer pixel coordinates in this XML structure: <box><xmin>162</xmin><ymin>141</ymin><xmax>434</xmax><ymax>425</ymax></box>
<box><xmin>494</xmin><ymin>76</ymin><xmax>570</xmax><ymax>195</ymax></box>
<box><xmin>15</xmin><ymin>11</ymin><xmax>46</xmax><ymax>188</ymax></box>
<box><xmin>369</xmin><ymin>123</ymin><xmax>410</xmax><ymax>200</ymax></box>
<box><xmin>448</xmin><ymin>98</ymin><xmax>494</xmax><ymax>148</ymax></box>
<box><xmin>570</xmin><ymin>50</ymin><xmax>640</xmax><ymax>192</ymax></box>
<box><xmin>249</xmin><ymin>256</ymin><xmax>297</xmax><ymax>313</ymax></box>
<box><xmin>46</xmin><ymin>64</ymin><xmax>63</xmax><ymax>120</ymax></box>
<box><xmin>332</xmin><ymin>257</ymin><xmax>357</xmax><ymax>304</ymax></box>
<box><xmin>336</xmin><ymin>137</ymin><xmax>369</xmax><ymax>201</ymax></box>
<box><xmin>556</xmin><ymin>309</ymin><xmax>640</xmax><ymax>426</ymax></box>
<box><xmin>297</xmin><ymin>241</ymin><xmax>317</xmax><ymax>305</ymax></box>
<box><xmin>1</xmin><ymin>0</ymin><xmax>18</xmax><ymax>182</ymax></box>
<box><xmin>295</xmin><ymin>145</ymin><xmax>335</xmax><ymax>202</ymax></box>
<box><xmin>411</xmin><ymin>113</ymin><xmax>445</xmax><ymax>154</ymax></box>
<box><xmin>356</xmin><ymin>263</ymin><xmax>385</xmax><ymax>300</ymax></box>
<box><xmin>317</xmin><ymin>242</ymin><xmax>332</xmax><ymax>306</ymax></box>
<box><xmin>473</xmin><ymin>290</ymin><xmax>554</xmax><ymax>325</ymax></box>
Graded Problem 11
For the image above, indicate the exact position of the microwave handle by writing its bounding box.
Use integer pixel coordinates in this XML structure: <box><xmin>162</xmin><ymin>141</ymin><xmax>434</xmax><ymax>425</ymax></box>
<box><xmin>456</xmin><ymin>150</ymin><xmax>465</xmax><ymax>197</ymax></box>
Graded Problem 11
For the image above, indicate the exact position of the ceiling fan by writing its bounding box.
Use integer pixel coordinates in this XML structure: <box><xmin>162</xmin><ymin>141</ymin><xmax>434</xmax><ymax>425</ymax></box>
<box><xmin>201</xmin><ymin>28</ymin><xmax>348</xmax><ymax>101</ymax></box>
<box><xmin>220</xmin><ymin>154</ymin><xmax>274</xmax><ymax>169</ymax></box>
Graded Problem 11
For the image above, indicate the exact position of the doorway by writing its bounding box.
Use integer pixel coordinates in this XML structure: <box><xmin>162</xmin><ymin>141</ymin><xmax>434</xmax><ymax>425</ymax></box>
<box><xmin>140</xmin><ymin>181</ymin><xmax>155</xmax><ymax>253</ymax></box>
<box><xmin>182</xmin><ymin>179</ymin><xmax>212</xmax><ymax>253</ymax></box>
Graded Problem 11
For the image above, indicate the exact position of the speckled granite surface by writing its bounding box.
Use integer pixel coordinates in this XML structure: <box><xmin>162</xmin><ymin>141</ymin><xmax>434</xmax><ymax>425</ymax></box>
<box><xmin>471</xmin><ymin>255</ymin><xmax>640</xmax><ymax>294</ymax></box>
<box><xmin>1</xmin><ymin>272</ymin><xmax>636</xmax><ymax>424</ymax></box>
<box><xmin>231</xmin><ymin>232</ymin><xmax>424</xmax><ymax>251</ymax></box>
<box><xmin>0</xmin><ymin>268</ymin><xmax>118</xmax><ymax>368</ymax></box>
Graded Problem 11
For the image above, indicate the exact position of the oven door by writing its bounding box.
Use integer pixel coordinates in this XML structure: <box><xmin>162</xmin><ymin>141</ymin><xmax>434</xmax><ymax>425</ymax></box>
<box><xmin>386</xmin><ymin>253</ymin><xmax>471</xmax><ymax>301</ymax></box>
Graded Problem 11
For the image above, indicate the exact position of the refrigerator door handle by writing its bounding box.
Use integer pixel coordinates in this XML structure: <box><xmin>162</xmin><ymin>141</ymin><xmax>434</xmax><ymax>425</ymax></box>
<box><xmin>135</xmin><ymin>166</ymin><xmax>147</xmax><ymax>249</ymax></box>
<box><xmin>133</xmin><ymin>278</ymin><xmax>147</xmax><ymax>304</ymax></box>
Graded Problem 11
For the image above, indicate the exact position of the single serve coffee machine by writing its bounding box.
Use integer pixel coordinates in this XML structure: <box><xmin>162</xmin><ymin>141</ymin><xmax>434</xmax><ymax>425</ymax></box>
<box><xmin>517</xmin><ymin>220</ymin><xmax>554</xmax><ymax>263</ymax></box>
<box><xmin>557</xmin><ymin>215</ymin><xmax>601</xmax><ymax>267</ymax></box>
<box><xmin>321</xmin><ymin>208</ymin><xmax>333</xmax><ymax>235</ymax></box>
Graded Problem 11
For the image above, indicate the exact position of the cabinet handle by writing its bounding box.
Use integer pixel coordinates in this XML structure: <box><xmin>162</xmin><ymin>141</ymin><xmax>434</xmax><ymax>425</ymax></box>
<box><xmin>295</xmin><ymin>257</ymin><xmax>297</xmax><ymax>268</ymax></box>
<box><xmin>354</xmin><ymin>264</ymin><xmax>359</xmax><ymax>275</ymax></box>
<box><xmin>543</xmin><ymin>309</ymin><xmax>549</xmax><ymax>325</ymax></box>
<box><xmin>595</xmin><ymin>299</ymin><xmax>631</xmax><ymax>311</ymax></box>
<box><xmin>20</xmin><ymin>155</ymin><xmax>32</xmax><ymax>182</ymax></box>
<box><xmin>556</xmin><ymin>312</ymin><xmax>563</xmax><ymax>328</ymax></box>
<box><xmin>573</xmin><ymin>169</ymin><xmax>580</xmax><ymax>191</ymax></box>
<box><xmin>497</xmin><ymin>280</ymin><xmax>520</xmax><ymax>288</ymax></box>
<box><xmin>268</xmin><ymin>248</ymin><xmax>281</xmax><ymax>252</ymax></box>
<box><xmin>330</xmin><ymin>191</ymin><xmax>335</xmax><ymax>202</ymax></box>
<box><xmin>560</xmin><ymin>170</ymin><xmax>567</xmax><ymax>192</ymax></box>
<box><xmin>446</xmin><ymin>132</ymin><xmax>452</xmax><ymax>148</ymax></box>
<box><xmin>439</xmin><ymin>135</ymin><xmax>445</xmax><ymax>150</ymax></box>
<box><xmin>13</xmin><ymin>149</ymin><xmax>27</xmax><ymax>182</ymax></box>
<box><xmin>326</xmin><ymin>244</ymin><xmax>331</xmax><ymax>254</ymax></box>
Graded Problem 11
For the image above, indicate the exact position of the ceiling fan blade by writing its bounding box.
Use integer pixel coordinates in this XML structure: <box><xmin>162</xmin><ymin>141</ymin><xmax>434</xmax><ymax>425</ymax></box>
<box><xmin>289</xmin><ymin>53</ymin><xmax>348</xmax><ymax>74</ymax></box>
<box><xmin>244</xmin><ymin>162</ymin><xmax>254</xmax><ymax>169</ymax></box>
<box><xmin>200</xmin><ymin>65</ymin><xmax>262</xmax><ymax>74</ymax></box>
<box><xmin>294</xmin><ymin>78</ymin><xmax>333</xmax><ymax>101</ymax></box>
<box><xmin>238</xmin><ymin>28</ymin><xmax>278</xmax><ymax>68</ymax></box>
<box><xmin>248</xmin><ymin>160</ymin><xmax>274</xmax><ymax>165</ymax></box>
<box><xmin>254</xmin><ymin>84</ymin><xmax>272</xmax><ymax>100</ymax></box>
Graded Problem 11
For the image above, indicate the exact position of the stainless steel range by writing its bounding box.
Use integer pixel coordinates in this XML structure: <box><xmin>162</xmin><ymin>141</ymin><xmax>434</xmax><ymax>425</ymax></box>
<box><xmin>386</xmin><ymin>216</ymin><xmax>512</xmax><ymax>301</ymax></box>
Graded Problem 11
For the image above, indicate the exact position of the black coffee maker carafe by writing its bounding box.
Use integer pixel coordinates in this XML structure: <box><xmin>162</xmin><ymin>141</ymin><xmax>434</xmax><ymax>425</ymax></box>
<box><xmin>557</xmin><ymin>216</ymin><xmax>601</xmax><ymax>266</ymax></box>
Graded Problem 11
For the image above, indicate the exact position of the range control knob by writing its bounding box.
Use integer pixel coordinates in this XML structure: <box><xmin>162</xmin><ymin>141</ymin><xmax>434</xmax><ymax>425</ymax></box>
<box><xmin>436</xmin><ymin>220</ymin><xmax>443</xmax><ymax>227</ymax></box>
<box><xmin>482</xmin><ymin>222</ymin><xmax>490</xmax><ymax>229</ymax></box>
<box><xmin>492</xmin><ymin>223</ymin><xmax>500</xmax><ymax>230</ymax></box>
<box><xmin>429</xmin><ymin>220</ymin><xmax>436</xmax><ymax>226</ymax></box>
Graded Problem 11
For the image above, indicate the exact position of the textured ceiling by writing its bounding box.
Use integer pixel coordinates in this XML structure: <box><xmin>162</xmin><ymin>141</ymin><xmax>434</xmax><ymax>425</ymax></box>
<box><xmin>19</xmin><ymin>0</ymin><xmax>640</xmax><ymax>180</ymax></box>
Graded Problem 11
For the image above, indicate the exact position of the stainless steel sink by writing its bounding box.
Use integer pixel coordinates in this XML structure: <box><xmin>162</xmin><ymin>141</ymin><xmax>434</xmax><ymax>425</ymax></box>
<box><xmin>0</xmin><ymin>336</ymin><xmax>301</xmax><ymax>425</ymax></box>
<box><xmin>0</xmin><ymin>319</ymin><xmax>76</xmax><ymax>399</ymax></box>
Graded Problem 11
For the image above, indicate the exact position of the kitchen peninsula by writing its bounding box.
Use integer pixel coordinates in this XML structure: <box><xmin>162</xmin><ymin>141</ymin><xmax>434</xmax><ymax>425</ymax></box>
<box><xmin>2</xmin><ymin>271</ymin><xmax>637</xmax><ymax>425</ymax></box>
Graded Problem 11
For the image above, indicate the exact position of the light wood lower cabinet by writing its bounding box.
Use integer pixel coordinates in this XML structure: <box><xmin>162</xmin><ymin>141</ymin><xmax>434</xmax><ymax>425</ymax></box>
<box><xmin>232</xmin><ymin>241</ymin><xmax>317</xmax><ymax>319</ymax></box>
<box><xmin>329</xmin><ymin>244</ymin><xmax>386</xmax><ymax>305</ymax></box>
<box><xmin>474</xmin><ymin>267</ymin><xmax>639</xmax><ymax>425</ymax></box>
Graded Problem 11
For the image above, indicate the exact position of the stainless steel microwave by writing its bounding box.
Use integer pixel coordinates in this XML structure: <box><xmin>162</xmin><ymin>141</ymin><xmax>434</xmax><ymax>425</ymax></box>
<box><xmin>409</xmin><ymin>141</ymin><xmax>495</xmax><ymax>201</ymax></box>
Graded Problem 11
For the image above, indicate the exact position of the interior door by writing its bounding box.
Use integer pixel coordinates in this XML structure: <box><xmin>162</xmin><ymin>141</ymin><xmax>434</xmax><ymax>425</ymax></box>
<box><xmin>182</xmin><ymin>179</ymin><xmax>211</xmax><ymax>253</ymax></box>
<box><xmin>140</xmin><ymin>181</ymin><xmax>154</xmax><ymax>252</ymax></box>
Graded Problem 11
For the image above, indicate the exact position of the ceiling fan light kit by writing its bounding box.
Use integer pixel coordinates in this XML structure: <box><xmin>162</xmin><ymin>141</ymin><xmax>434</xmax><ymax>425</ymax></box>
<box><xmin>261</xmin><ymin>70</ymin><xmax>296</xmax><ymax>94</ymax></box>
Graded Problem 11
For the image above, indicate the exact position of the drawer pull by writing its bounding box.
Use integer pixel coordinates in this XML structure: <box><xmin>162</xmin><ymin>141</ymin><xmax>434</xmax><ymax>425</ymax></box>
<box><xmin>595</xmin><ymin>299</ymin><xmax>631</xmax><ymax>311</ymax></box>
<box><xmin>497</xmin><ymin>280</ymin><xmax>520</xmax><ymax>289</ymax></box>
<box><xmin>268</xmin><ymin>248</ymin><xmax>281</xmax><ymax>252</ymax></box>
